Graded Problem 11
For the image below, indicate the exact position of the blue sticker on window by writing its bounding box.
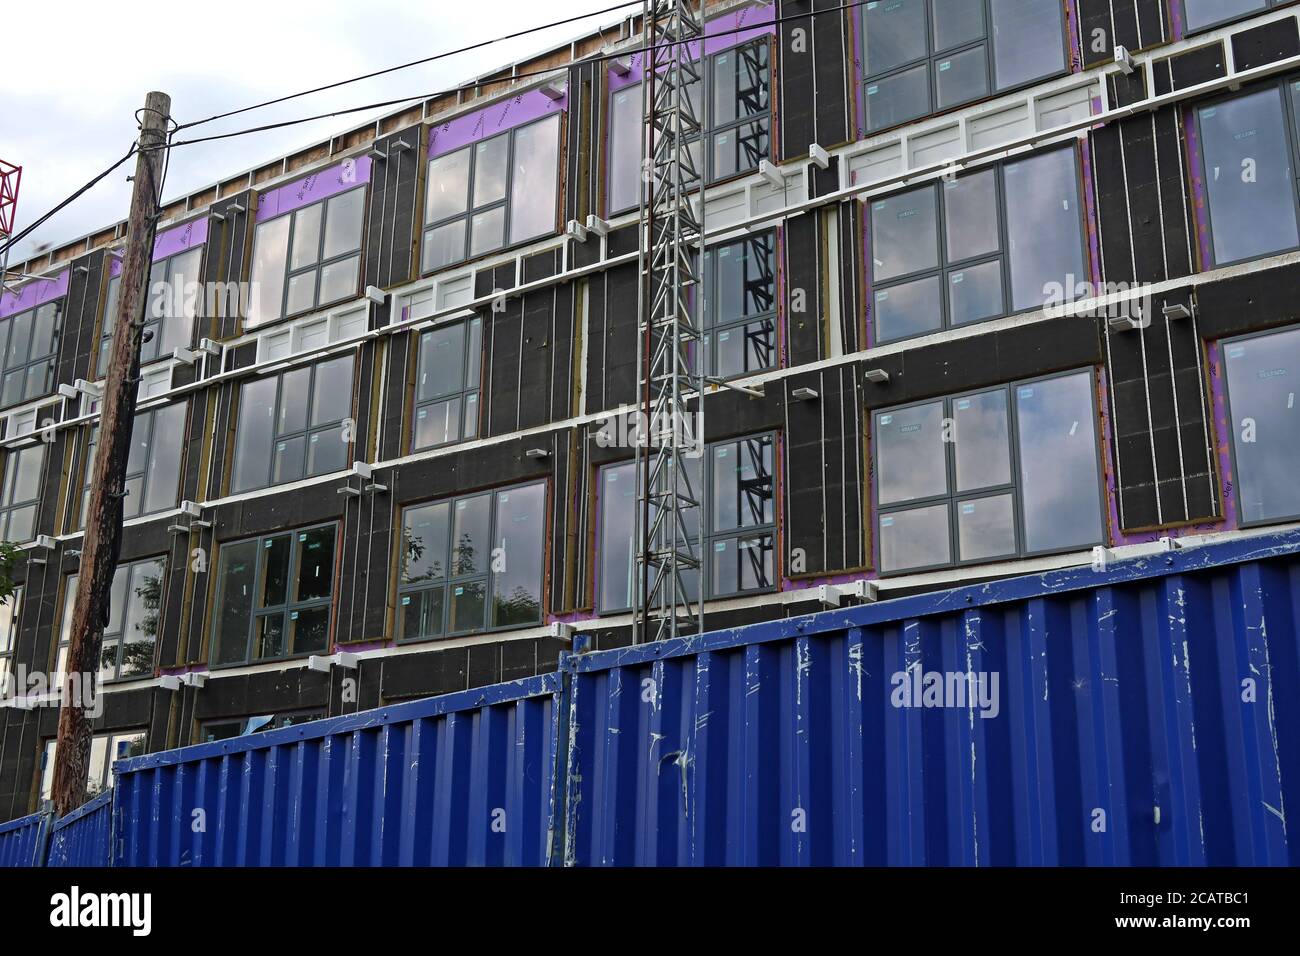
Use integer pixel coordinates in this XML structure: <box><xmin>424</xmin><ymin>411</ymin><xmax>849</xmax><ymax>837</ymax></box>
<box><xmin>1018</xmin><ymin>387</ymin><xmax>1035</xmax><ymax>399</ymax></box>
<box><xmin>956</xmin><ymin>399</ymin><xmax>971</xmax><ymax>410</ymax></box>
<box><xmin>962</xmin><ymin>503</ymin><xmax>975</xmax><ymax>514</ymax></box>
<box><xmin>1226</xmin><ymin>345</ymin><xmax>1246</xmax><ymax>359</ymax></box>
<box><xmin>881</xmin><ymin>516</ymin><xmax>894</xmax><ymax>527</ymax></box>
<box><xmin>455</xmin><ymin>586</ymin><xmax>464</xmax><ymax>596</ymax></box>
<box><xmin>715</xmin><ymin>542</ymin><xmax>727</xmax><ymax>552</ymax></box>
<box><xmin>401</xmin><ymin>596</ymin><xmax>411</xmax><ymax>606</ymax></box>
<box><xmin>880</xmin><ymin>414</ymin><xmax>893</xmax><ymax>425</ymax></box>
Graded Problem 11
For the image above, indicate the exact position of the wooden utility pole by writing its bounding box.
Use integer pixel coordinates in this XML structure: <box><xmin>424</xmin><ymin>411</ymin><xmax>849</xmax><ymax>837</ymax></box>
<box><xmin>51</xmin><ymin>91</ymin><xmax>170</xmax><ymax>817</ymax></box>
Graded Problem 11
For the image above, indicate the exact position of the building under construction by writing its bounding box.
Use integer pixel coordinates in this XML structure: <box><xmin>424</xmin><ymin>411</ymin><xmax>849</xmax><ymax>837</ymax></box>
<box><xmin>2</xmin><ymin>0</ymin><xmax>1300</xmax><ymax>820</ymax></box>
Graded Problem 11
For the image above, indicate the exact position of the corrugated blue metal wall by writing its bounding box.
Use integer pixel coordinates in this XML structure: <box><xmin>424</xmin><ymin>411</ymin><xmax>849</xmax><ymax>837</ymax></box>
<box><xmin>112</xmin><ymin>673</ymin><xmax>562</xmax><ymax>866</ymax></box>
<box><xmin>46</xmin><ymin>789</ymin><xmax>113</xmax><ymax>867</ymax></box>
<box><xmin>561</xmin><ymin>533</ymin><xmax>1300</xmax><ymax>866</ymax></box>
<box><xmin>0</xmin><ymin>810</ymin><xmax>50</xmax><ymax>867</ymax></box>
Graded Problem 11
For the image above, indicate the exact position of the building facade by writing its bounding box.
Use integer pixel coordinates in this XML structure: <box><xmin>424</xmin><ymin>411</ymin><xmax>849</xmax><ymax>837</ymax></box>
<box><xmin>2</xmin><ymin>0</ymin><xmax>1300</xmax><ymax>819</ymax></box>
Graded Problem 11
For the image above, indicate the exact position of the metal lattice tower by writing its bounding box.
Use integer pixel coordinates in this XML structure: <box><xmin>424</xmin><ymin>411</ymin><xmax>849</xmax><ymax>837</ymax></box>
<box><xmin>633</xmin><ymin>0</ymin><xmax>706</xmax><ymax>645</ymax></box>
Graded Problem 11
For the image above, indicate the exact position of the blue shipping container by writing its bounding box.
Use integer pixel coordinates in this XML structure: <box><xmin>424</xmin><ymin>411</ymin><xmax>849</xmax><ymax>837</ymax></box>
<box><xmin>561</xmin><ymin>531</ymin><xmax>1300</xmax><ymax>866</ymax></box>
<box><xmin>0</xmin><ymin>809</ymin><xmax>51</xmax><ymax>867</ymax></box>
<box><xmin>46</xmin><ymin>789</ymin><xmax>113</xmax><ymax>867</ymax></box>
<box><xmin>112</xmin><ymin>672</ymin><xmax>562</xmax><ymax>866</ymax></box>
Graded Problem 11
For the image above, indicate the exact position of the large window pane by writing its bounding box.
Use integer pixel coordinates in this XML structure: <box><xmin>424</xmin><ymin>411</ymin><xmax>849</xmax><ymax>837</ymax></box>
<box><xmin>291</xmin><ymin>204</ymin><xmax>322</xmax><ymax>270</ymax></box>
<box><xmin>426</xmin><ymin>149</ymin><xmax>471</xmax><ymax>222</ymax></box>
<box><xmin>1015</xmin><ymin>372</ymin><xmax>1103</xmax><ymax>552</ymax></box>
<box><xmin>711</xmin><ymin>534</ymin><xmax>774</xmax><ymax>595</ymax></box>
<box><xmin>142</xmin><ymin>403</ymin><xmax>185</xmax><ymax>514</ymax></box>
<box><xmin>715</xmin><ymin>235</ymin><xmax>776</xmax><ymax>322</ymax></box>
<box><xmin>323</xmin><ymin>190</ymin><xmax>365</xmax><ymax>259</ymax></box>
<box><xmin>452</xmin><ymin>494</ymin><xmax>491</xmax><ymax>575</ymax></box>
<box><xmin>232</xmin><ymin>377</ymin><xmax>278</xmax><ymax>493</ymax></box>
<box><xmin>509</xmin><ymin>118</ymin><xmax>560</xmax><ymax>244</ymax></box>
<box><xmin>418</xmin><ymin>323</ymin><xmax>466</xmax><ymax>401</ymax></box>
<box><xmin>953</xmin><ymin>389</ymin><xmax>1011</xmax><ymax>491</ymax></box>
<box><xmin>870</xmin><ymin>186</ymin><xmax>938</xmax><ymax>280</ymax></box>
<box><xmin>947</xmin><ymin>261</ymin><xmax>1003</xmax><ymax>326</ymax></box>
<box><xmin>249</xmin><ymin>217</ymin><xmax>290</xmax><ymax>327</ymax></box>
<box><xmin>990</xmin><ymin>0</ymin><xmax>1066</xmax><ymax>90</ymax></box>
<box><xmin>880</xmin><ymin>504</ymin><xmax>951</xmax><ymax>573</ymax></box>
<box><xmin>712</xmin><ymin>437</ymin><xmax>774</xmax><ymax>532</ymax></box>
<box><xmin>935</xmin><ymin>45</ymin><xmax>988</xmax><ymax>110</ymax></box>
<box><xmin>295</xmin><ymin>526</ymin><xmax>335</xmax><ymax>602</ymax></box>
<box><xmin>598</xmin><ymin>463</ymin><xmax>637</xmax><ymax>611</ymax></box>
<box><xmin>474</xmin><ymin>135</ymin><xmax>510</xmax><ymax>208</ymax></box>
<box><xmin>1004</xmin><ymin>147</ymin><xmax>1085</xmax><ymax>311</ymax></box>
<box><xmin>876</xmin><ymin>401</ymin><xmax>947</xmax><ymax>504</ymax></box>
<box><xmin>214</xmin><ymin>540</ymin><xmax>258</xmax><ymax>665</ymax></box>
<box><xmin>608</xmin><ymin>86</ymin><xmax>644</xmax><ymax>213</ymax></box>
<box><xmin>943</xmin><ymin>171</ymin><xmax>999</xmax><ymax>261</ymax></box>
<box><xmin>712</xmin><ymin>43</ymin><xmax>770</xmax><ymax>125</ymax></box>
<box><xmin>874</xmin><ymin>275</ymin><xmax>943</xmax><ymax>342</ymax></box>
<box><xmin>1199</xmin><ymin>87</ymin><xmax>1299</xmax><ymax>265</ymax></box>
<box><xmin>864</xmin><ymin>0</ymin><xmax>928</xmax><ymax>74</ymax></box>
<box><xmin>933</xmin><ymin>0</ymin><xmax>984</xmax><ymax>50</ymax></box>
<box><xmin>403</xmin><ymin>502</ymin><xmax>450</xmax><ymax>583</ymax></box>
<box><xmin>957</xmin><ymin>493</ymin><xmax>1016</xmax><ymax>562</ymax></box>
<box><xmin>492</xmin><ymin>483</ymin><xmax>545</xmax><ymax>627</ymax></box>
<box><xmin>1223</xmin><ymin>327</ymin><xmax>1300</xmax><ymax>522</ymax></box>
<box><xmin>1184</xmin><ymin>0</ymin><xmax>1267</xmax><ymax>33</ymax></box>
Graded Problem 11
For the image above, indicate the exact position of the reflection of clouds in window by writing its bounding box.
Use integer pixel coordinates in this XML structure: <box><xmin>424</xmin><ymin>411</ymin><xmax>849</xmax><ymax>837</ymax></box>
<box><xmin>1223</xmin><ymin>328</ymin><xmax>1300</xmax><ymax>523</ymax></box>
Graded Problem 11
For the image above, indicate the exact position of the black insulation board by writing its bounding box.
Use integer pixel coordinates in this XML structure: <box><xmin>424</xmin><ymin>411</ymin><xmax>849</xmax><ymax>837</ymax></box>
<box><xmin>363</xmin><ymin>124</ymin><xmax>422</xmax><ymax>289</ymax></box>
<box><xmin>584</xmin><ymin>262</ymin><xmax>639</xmax><ymax>412</ymax></box>
<box><xmin>1077</xmin><ymin>0</ymin><xmax>1170</xmax><ymax>68</ymax></box>
<box><xmin>785</xmin><ymin>211</ymin><xmax>823</xmax><ymax>366</ymax></box>
<box><xmin>204</xmin><ymin>192</ymin><xmax>256</xmax><ymax>340</ymax></box>
<box><xmin>57</xmin><ymin>249</ymin><xmax>106</xmax><ymax>390</ymax></box>
<box><xmin>777</xmin><ymin>1</ymin><xmax>852</xmax><ymax>162</ymax></box>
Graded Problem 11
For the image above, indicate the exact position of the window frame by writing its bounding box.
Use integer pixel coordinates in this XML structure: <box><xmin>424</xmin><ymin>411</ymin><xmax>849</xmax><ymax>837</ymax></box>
<box><xmin>209</xmin><ymin>523</ymin><xmax>340</xmax><ymax>668</ymax></box>
<box><xmin>75</xmin><ymin>401</ymin><xmax>187</xmax><ymax>528</ymax></box>
<box><xmin>595</xmin><ymin>431</ymin><xmax>779</xmax><ymax>614</ymax></box>
<box><xmin>1219</xmin><ymin>323</ymin><xmax>1300</xmax><ymax>527</ymax></box>
<box><xmin>397</xmin><ymin>479</ymin><xmax>549</xmax><ymax>642</ymax></box>
<box><xmin>410</xmin><ymin>316</ymin><xmax>483</xmax><ymax>452</ymax></box>
<box><xmin>605</xmin><ymin>35</ymin><xmax>774</xmax><ymax>216</ymax></box>
<box><xmin>0</xmin><ymin>301</ymin><xmax>62</xmax><ymax>410</ymax></box>
<box><xmin>858</xmin><ymin>0</ymin><xmax>1070</xmax><ymax>134</ymax></box>
<box><xmin>872</xmin><ymin>369</ymin><xmax>1107</xmax><ymax>576</ymax></box>
<box><xmin>40</xmin><ymin>730</ymin><xmax>146</xmax><ymax>804</ymax></box>
<box><xmin>1193</xmin><ymin>76</ymin><xmax>1300</xmax><ymax>269</ymax></box>
<box><xmin>702</xmin><ymin>231</ymin><xmax>779</xmax><ymax>378</ymax></box>
<box><xmin>0</xmin><ymin>444</ymin><xmax>45</xmax><ymax>544</ymax></box>
<box><xmin>421</xmin><ymin>114</ymin><xmax>563</xmax><ymax>275</ymax></box>
<box><xmin>55</xmin><ymin>557</ymin><xmax>167</xmax><ymax>685</ymax></box>
<box><xmin>0</xmin><ymin>585</ymin><xmax>19</xmax><ymax>696</ymax></box>
<box><xmin>248</xmin><ymin>185</ymin><xmax>367</xmax><ymax>328</ymax></box>
<box><xmin>99</xmin><ymin>245</ymin><xmax>205</xmax><ymax>376</ymax></box>
<box><xmin>229</xmin><ymin>355</ymin><xmax>355</xmax><ymax>494</ymax></box>
<box><xmin>866</xmin><ymin>143</ymin><xmax>1086</xmax><ymax>345</ymax></box>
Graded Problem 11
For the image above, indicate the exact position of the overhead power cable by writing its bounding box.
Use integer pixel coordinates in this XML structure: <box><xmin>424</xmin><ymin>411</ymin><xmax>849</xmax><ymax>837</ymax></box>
<box><xmin>163</xmin><ymin>0</ymin><xmax>873</xmax><ymax>152</ymax></box>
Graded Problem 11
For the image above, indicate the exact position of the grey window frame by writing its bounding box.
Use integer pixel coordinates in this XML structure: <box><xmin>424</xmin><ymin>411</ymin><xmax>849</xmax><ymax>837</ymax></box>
<box><xmin>230</xmin><ymin>356</ymin><xmax>355</xmax><ymax>493</ymax></box>
<box><xmin>0</xmin><ymin>301</ymin><xmax>62</xmax><ymax>409</ymax></box>
<box><xmin>76</xmin><ymin>401</ymin><xmax>187</xmax><ymax>528</ymax></box>
<box><xmin>1194</xmin><ymin>76</ymin><xmax>1300</xmax><ymax>269</ymax></box>
<box><xmin>859</xmin><ymin>0</ymin><xmax>1069</xmax><ymax>134</ymax></box>
<box><xmin>1219</xmin><ymin>323</ymin><xmax>1300</xmax><ymax>527</ymax></box>
<box><xmin>0</xmin><ymin>444</ymin><xmax>45</xmax><ymax>543</ymax></box>
<box><xmin>867</xmin><ymin>143</ymin><xmax>1085</xmax><ymax>345</ymax></box>
<box><xmin>872</xmin><ymin>369</ymin><xmax>1106</xmax><ymax>575</ymax></box>
<box><xmin>40</xmin><ymin>730</ymin><xmax>146</xmax><ymax>804</ymax></box>
<box><xmin>595</xmin><ymin>431</ymin><xmax>778</xmax><ymax>614</ymax></box>
<box><xmin>605</xmin><ymin>36</ymin><xmax>773</xmax><ymax>215</ymax></box>
<box><xmin>421</xmin><ymin>115</ymin><xmax>562</xmax><ymax>275</ymax></box>
<box><xmin>99</xmin><ymin>245</ymin><xmax>204</xmax><ymax>376</ymax></box>
<box><xmin>210</xmin><ymin>523</ymin><xmax>339</xmax><ymax>667</ymax></box>
<box><xmin>56</xmin><ymin>557</ymin><xmax>167</xmax><ymax>684</ymax></box>
<box><xmin>702</xmin><ymin>231</ymin><xmax>779</xmax><ymax>378</ymax></box>
<box><xmin>397</xmin><ymin>479</ymin><xmax>549</xmax><ymax>642</ymax></box>
<box><xmin>411</xmin><ymin>317</ymin><xmax>483</xmax><ymax>451</ymax></box>
<box><xmin>249</xmin><ymin>186</ymin><xmax>366</xmax><ymax>327</ymax></box>
<box><xmin>1184</xmin><ymin>0</ymin><xmax>1281</xmax><ymax>35</ymax></box>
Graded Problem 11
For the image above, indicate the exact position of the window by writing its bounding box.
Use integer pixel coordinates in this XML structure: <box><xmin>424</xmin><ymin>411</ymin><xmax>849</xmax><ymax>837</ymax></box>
<box><xmin>422</xmin><ymin>116</ymin><xmax>561</xmax><ymax>274</ymax></box>
<box><xmin>40</xmin><ymin>731</ymin><xmax>146</xmax><ymax>803</ymax></box>
<box><xmin>0</xmin><ymin>587</ymin><xmax>19</xmax><ymax>697</ymax></box>
<box><xmin>99</xmin><ymin>247</ymin><xmax>203</xmax><ymax>375</ymax></box>
<box><xmin>412</xmin><ymin>317</ymin><xmax>482</xmax><ymax>450</ymax></box>
<box><xmin>867</xmin><ymin>145</ymin><xmax>1086</xmax><ymax>343</ymax></box>
<box><xmin>230</xmin><ymin>356</ymin><xmax>354</xmax><ymax>493</ymax></box>
<box><xmin>861</xmin><ymin>0</ymin><xmax>1067</xmax><ymax>132</ymax></box>
<box><xmin>211</xmin><ymin>524</ymin><xmax>337</xmax><ymax>666</ymax></box>
<box><xmin>76</xmin><ymin>402</ymin><xmax>186</xmax><ymax>527</ymax></box>
<box><xmin>596</xmin><ymin>434</ymin><xmax>776</xmax><ymax>612</ymax></box>
<box><xmin>1222</xmin><ymin>325</ymin><xmax>1300</xmax><ymax>524</ymax></box>
<box><xmin>0</xmin><ymin>302</ymin><xmax>61</xmax><ymax>408</ymax></box>
<box><xmin>606</xmin><ymin>38</ymin><xmax>772</xmax><ymax>214</ymax></box>
<box><xmin>1185</xmin><ymin>0</ymin><xmax>1279</xmax><ymax>33</ymax></box>
<box><xmin>248</xmin><ymin>188</ymin><xmax>365</xmax><ymax>328</ymax></box>
<box><xmin>399</xmin><ymin>480</ymin><xmax>546</xmax><ymax>640</ymax></box>
<box><xmin>55</xmin><ymin>559</ymin><xmax>165</xmax><ymax>685</ymax></box>
<box><xmin>702</xmin><ymin>233</ymin><xmax>778</xmax><ymax>377</ymax></box>
<box><xmin>202</xmin><ymin>710</ymin><xmax>324</xmax><ymax>742</ymax></box>
<box><xmin>0</xmin><ymin>444</ymin><xmax>44</xmax><ymax>543</ymax></box>
<box><xmin>1196</xmin><ymin>82</ymin><xmax>1300</xmax><ymax>267</ymax></box>
<box><xmin>873</xmin><ymin>370</ymin><xmax>1104</xmax><ymax>573</ymax></box>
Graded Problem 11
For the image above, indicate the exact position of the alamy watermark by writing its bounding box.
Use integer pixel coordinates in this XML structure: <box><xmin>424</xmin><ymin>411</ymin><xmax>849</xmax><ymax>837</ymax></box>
<box><xmin>890</xmin><ymin>664</ymin><xmax>1000</xmax><ymax>719</ymax></box>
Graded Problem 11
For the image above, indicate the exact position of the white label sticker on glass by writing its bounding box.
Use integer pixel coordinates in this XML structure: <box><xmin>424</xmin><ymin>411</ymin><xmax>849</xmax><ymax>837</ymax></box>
<box><xmin>956</xmin><ymin>399</ymin><xmax>971</xmax><ymax>410</ymax></box>
<box><xmin>454</xmin><ymin>586</ymin><xmax>464</xmax><ymax>596</ymax></box>
<box><xmin>1019</xmin><ymin>387</ymin><xmax>1035</xmax><ymax>399</ymax></box>
<box><xmin>1227</xmin><ymin>345</ymin><xmax>1245</xmax><ymax>359</ymax></box>
<box><xmin>401</xmin><ymin>596</ymin><xmax>411</xmax><ymax>605</ymax></box>
<box><xmin>962</xmin><ymin>503</ymin><xmax>975</xmax><ymax>514</ymax></box>
<box><xmin>881</xmin><ymin>516</ymin><xmax>894</xmax><ymax>527</ymax></box>
<box><xmin>880</xmin><ymin>414</ymin><xmax>893</xmax><ymax>425</ymax></box>
<box><xmin>715</xmin><ymin>541</ymin><xmax>727</xmax><ymax>552</ymax></box>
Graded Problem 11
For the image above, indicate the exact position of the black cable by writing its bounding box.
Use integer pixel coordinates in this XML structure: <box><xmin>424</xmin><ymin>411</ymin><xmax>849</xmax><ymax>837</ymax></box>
<box><xmin>0</xmin><ymin>145</ymin><xmax>138</xmax><ymax>260</ymax></box>
<box><xmin>162</xmin><ymin>0</ymin><xmax>869</xmax><ymax>152</ymax></box>
<box><xmin>176</xmin><ymin>0</ymin><xmax>644</xmax><ymax>132</ymax></box>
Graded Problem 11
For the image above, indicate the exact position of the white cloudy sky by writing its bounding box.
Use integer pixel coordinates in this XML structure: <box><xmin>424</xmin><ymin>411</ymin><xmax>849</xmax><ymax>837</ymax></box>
<box><xmin>1</xmin><ymin>0</ymin><xmax>630</xmax><ymax>263</ymax></box>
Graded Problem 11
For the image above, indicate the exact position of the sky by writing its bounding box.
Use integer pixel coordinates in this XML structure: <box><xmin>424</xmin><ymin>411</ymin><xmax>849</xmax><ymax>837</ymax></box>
<box><xmin>0</xmin><ymin>0</ymin><xmax>633</xmax><ymax>264</ymax></box>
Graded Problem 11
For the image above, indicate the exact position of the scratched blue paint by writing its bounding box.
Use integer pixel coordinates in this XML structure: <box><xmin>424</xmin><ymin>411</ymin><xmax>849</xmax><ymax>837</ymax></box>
<box><xmin>111</xmin><ymin>673</ymin><xmax>562</xmax><ymax>866</ymax></box>
<box><xmin>46</xmin><ymin>789</ymin><xmax>113</xmax><ymax>867</ymax></box>
<box><xmin>561</xmin><ymin>529</ymin><xmax>1300</xmax><ymax>866</ymax></box>
<box><xmin>0</xmin><ymin>809</ymin><xmax>51</xmax><ymax>867</ymax></box>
